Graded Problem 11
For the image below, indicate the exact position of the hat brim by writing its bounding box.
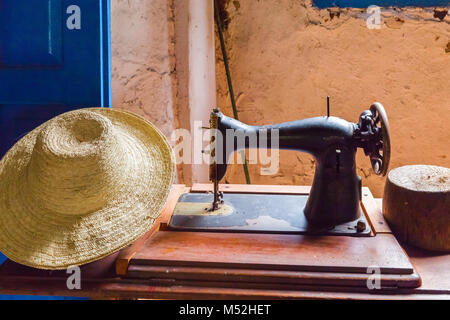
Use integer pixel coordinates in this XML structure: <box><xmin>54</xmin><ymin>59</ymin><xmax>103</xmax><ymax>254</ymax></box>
<box><xmin>0</xmin><ymin>108</ymin><xmax>175</xmax><ymax>270</ymax></box>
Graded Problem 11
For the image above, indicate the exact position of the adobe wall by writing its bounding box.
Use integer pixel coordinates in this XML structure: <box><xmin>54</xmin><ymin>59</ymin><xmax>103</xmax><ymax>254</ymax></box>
<box><xmin>111</xmin><ymin>0</ymin><xmax>176</xmax><ymax>138</ymax></box>
<box><xmin>215</xmin><ymin>0</ymin><xmax>449</xmax><ymax>196</ymax></box>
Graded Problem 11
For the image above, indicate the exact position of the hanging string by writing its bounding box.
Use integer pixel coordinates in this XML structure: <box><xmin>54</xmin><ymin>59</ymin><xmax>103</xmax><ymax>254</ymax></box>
<box><xmin>214</xmin><ymin>0</ymin><xmax>251</xmax><ymax>185</ymax></box>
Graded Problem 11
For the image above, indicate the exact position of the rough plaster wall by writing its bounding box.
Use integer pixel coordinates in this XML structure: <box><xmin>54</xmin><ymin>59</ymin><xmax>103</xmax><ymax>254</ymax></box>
<box><xmin>216</xmin><ymin>0</ymin><xmax>450</xmax><ymax>197</ymax></box>
<box><xmin>111</xmin><ymin>0</ymin><xmax>175</xmax><ymax>138</ymax></box>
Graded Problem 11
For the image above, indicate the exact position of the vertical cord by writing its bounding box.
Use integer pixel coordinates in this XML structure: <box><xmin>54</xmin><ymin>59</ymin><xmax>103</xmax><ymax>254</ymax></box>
<box><xmin>214</xmin><ymin>0</ymin><xmax>251</xmax><ymax>184</ymax></box>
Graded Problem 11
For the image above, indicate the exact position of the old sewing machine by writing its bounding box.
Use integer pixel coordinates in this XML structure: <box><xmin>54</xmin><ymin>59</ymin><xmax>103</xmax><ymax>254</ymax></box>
<box><xmin>169</xmin><ymin>102</ymin><xmax>390</xmax><ymax>236</ymax></box>
<box><xmin>117</xmin><ymin>102</ymin><xmax>422</xmax><ymax>294</ymax></box>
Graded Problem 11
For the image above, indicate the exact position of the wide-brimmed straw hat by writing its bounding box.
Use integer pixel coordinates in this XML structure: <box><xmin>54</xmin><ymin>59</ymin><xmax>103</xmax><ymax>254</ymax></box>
<box><xmin>0</xmin><ymin>108</ymin><xmax>175</xmax><ymax>269</ymax></box>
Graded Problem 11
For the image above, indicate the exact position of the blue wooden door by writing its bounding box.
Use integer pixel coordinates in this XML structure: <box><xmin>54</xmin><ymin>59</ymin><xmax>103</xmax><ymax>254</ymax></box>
<box><xmin>0</xmin><ymin>0</ymin><xmax>111</xmax><ymax>157</ymax></box>
<box><xmin>0</xmin><ymin>0</ymin><xmax>111</xmax><ymax>298</ymax></box>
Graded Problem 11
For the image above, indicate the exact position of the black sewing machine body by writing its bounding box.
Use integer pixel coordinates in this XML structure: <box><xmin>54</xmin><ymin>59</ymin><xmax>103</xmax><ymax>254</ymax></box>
<box><xmin>169</xmin><ymin>103</ymin><xmax>390</xmax><ymax>236</ymax></box>
<box><xmin>215</xmin><ymin>115</ymin><xmax>362</xmax><ymax>226</ymax></box>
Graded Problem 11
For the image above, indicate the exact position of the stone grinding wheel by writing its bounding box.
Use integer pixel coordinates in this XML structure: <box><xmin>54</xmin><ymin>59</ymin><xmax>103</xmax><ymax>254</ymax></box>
<box><xmin>383</xmin><ymin>165</ymin><xmax>450</xmax><ymax>252</ymax></box>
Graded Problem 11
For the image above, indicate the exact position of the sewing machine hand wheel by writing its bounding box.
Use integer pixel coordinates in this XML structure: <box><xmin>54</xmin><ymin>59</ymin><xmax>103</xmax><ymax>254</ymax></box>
<box><xmin>369</xmin><ymin>102</ymin><xmax>391</xmax><ymax>176</ymax></box>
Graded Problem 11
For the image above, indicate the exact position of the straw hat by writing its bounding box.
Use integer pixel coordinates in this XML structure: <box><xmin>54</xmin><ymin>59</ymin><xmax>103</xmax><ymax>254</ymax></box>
<box><xmin>0</xmin><ymin>108</ymin><xmax>175</xmax><ymax>270</ymax></box>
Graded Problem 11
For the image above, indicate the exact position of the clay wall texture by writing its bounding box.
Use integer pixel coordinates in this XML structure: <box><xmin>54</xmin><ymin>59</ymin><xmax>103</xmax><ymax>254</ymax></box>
<box><xmin>110</xmin><ymin>0</ymin><xmax>449</xmax><ymax>197</ymax></box>
<box><xmin>111</xmin><ymin>0</ymin><xmax>176</xmax><ymax>138</ymax></box>
<box><xmin>215</xmin><ymin>1</ymin><xmax>450</xmax><ymax>197</ymax></box>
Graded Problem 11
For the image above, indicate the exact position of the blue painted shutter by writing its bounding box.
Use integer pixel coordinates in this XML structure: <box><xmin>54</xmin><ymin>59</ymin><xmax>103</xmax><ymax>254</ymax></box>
<box><xmin>0</xmin><ymin>0</ymin><xmax>111</xmax><ymax>156</ymax></box>
<box><xmin>0</xmin><ymin>0</ymin><xmax>111</xmax><ymax>299</ymax></box>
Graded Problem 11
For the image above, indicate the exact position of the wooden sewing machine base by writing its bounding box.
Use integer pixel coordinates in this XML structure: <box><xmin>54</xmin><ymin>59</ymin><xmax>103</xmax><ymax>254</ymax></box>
<box><xmin>117</xmin><ymin>184</ymin><xmax>422</xmax><ymax>293</ymax></box>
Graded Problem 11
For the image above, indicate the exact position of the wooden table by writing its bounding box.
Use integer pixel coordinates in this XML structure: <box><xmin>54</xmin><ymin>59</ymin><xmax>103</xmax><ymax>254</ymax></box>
<box><xmin>0</xmin><ymin>185</ymin><xmax>448</xmax><ymax>300</ymax></box>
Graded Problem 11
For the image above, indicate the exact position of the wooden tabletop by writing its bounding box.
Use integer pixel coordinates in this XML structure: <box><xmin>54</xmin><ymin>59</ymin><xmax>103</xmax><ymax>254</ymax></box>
<box><xmin>0</xmin><ymin>188</ymin><xmax>448</xmax><ymax>300</ymax></box>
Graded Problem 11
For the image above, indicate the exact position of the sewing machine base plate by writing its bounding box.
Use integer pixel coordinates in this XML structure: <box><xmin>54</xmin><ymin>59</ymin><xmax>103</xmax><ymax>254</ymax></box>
<box><xmin>115</xmin><ymin>184</ymin><xmax>422</xmax><ymax>293</ymax></box>
<box><xmin>168</xmin><ymin>193</ymin><xmax>372</xmax><ymax>236</ymax></box>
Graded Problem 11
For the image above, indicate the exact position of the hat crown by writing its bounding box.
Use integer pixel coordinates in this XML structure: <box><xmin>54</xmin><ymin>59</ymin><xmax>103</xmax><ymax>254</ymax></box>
<box><xmin>26</xmin><ymin>110</ymin><xmax>128</xmax><ymax>216</ymax></box>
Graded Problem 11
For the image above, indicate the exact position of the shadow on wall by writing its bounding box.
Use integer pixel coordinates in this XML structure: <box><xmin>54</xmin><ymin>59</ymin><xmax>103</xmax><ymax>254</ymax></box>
<box><xmin>314</xmin><ymin>0</ymin><xmax>450</xmax><ymax>8</ymax></box>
